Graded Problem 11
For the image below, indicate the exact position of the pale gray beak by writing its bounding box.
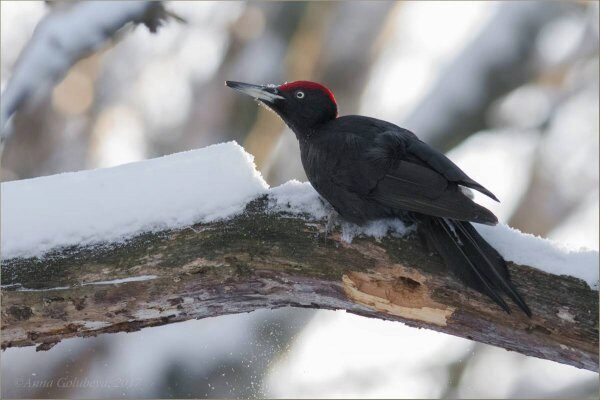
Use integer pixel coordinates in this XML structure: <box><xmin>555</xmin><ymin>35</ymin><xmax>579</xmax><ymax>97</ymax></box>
<box><xmin>225</xmin><ymin>81</ymin><xmax>284</xmax><ymax>103</ymax></box>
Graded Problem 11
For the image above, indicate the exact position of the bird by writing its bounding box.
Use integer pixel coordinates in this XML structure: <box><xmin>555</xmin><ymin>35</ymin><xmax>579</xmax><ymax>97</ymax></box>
<box><xmin>226</xmin><ymin>80</ymin><xmax>531</xmax><ymax>317</ymax></box>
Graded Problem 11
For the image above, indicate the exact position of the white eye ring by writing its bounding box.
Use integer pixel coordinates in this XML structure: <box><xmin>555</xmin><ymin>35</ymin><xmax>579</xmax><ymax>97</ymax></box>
<box><xmin>295</xmin><ymin>91</ymin><xmax>305</xmax><ymax>99</ymax></box>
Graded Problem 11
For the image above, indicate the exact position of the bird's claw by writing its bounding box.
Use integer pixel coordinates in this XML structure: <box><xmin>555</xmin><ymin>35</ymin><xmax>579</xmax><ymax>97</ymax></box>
<box><xmin>322</xmin><ymin>209</ymin><xmax>339</xmax><ymax>243</ymax></box>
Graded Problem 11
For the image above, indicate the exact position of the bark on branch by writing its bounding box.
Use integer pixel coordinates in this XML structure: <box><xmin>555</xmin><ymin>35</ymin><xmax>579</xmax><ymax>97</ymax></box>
<box><xmin>1</xmin><ymin>198</ymin><xmax>597</xmax><ymax>371</ymax></box>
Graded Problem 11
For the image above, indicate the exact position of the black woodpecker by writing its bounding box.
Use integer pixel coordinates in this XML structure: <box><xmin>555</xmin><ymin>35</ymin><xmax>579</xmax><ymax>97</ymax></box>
<box><xmin>226</xmin><ymin>80</ymin><xmax>531</xmax><ymax>317</ymax></box>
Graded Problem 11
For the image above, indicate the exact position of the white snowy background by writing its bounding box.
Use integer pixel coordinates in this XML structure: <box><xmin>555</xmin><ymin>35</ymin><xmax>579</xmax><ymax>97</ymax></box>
<box><xmin>1</xmin><ymin>1</ymin><xmax>598</xmax><ymax>398</ymax></box>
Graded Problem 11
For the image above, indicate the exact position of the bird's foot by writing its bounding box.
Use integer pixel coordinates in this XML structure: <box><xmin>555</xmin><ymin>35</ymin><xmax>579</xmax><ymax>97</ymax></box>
<box><xmin>323</xmin><ymin>209</ymin><xmax>340</xmax><ymax>243</ymax></box>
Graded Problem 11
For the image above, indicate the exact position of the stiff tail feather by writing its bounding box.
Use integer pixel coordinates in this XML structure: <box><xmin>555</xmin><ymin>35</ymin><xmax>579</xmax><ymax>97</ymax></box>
<box><xmin>419</xmin><ymin>216</ymin><xmax>532</xmax><ymax>317</ymax></box>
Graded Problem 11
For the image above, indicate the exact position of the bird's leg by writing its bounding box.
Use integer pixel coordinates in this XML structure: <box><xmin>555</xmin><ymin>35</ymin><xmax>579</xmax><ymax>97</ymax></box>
<box><xmin>324</xmin><ymin>212</ymin><xmax>335</xmax><ymax>242</ymax></box>
<box><xmin>320</xmin><ymin>199</ymin><xmax>340</xmax><ymax>243</ymax></box>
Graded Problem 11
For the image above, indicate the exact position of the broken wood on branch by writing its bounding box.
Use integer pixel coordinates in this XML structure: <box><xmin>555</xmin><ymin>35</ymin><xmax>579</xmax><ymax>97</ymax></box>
<box><xmin>1</xmin><ymin>197</ymin><xmax>597</xmax><ymax>371</ymax></box>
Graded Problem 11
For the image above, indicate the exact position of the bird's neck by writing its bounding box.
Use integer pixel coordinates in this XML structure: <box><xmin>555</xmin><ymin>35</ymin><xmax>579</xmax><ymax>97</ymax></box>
<box><xmin>287</xmin><ymin>118</ymin><xmax>333</xmax><ymax>143</ymax></box>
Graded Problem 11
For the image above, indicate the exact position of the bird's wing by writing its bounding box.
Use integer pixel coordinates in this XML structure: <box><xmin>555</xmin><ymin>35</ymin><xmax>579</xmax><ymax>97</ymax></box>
<box><xmin>331</xmin><ymin>130</ymin><xmax>498</xmax><ymax>225</ymax></box>
<box><xmin>370</xmin><ymin>161</ymin><xmax>498</xmax><ymax>224</ymax></box>
<box><xmin>405</xmin><ymin>139</ymin><xmax>499</xmax><ymax>201</ymax></box>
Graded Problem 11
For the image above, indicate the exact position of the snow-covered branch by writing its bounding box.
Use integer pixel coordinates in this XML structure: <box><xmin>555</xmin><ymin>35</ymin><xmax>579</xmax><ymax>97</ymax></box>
<box><xmin>0</xmin><ymin>1</ymin><xmax>178</xmax><ymax>139</ymax></box>
<box><xmin>1</xmin><ymin>143</ymin><xmax>598</xmax><ymax>371</ymax></box>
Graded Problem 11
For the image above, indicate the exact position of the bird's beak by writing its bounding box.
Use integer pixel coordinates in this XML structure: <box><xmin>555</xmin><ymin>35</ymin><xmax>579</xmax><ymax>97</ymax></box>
<box><xmin>225</xmin><ymin>81</ymin><xmax>284</xmax><ymax>103</ymax></box>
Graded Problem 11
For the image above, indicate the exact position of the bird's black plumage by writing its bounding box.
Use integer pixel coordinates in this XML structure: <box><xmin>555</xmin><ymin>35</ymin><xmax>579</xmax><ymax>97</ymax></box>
<box><xmin>226</xmin><ymin>80</ymin><xmax>531</xmax><ymax>317</ymax></box>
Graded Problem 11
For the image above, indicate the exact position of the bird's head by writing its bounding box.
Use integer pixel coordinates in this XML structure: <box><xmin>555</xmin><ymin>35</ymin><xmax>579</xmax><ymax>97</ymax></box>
<box><xmin>226</xmin><ymin>80</ymin><xmax>337</xmax><ymax>138</ymax></box>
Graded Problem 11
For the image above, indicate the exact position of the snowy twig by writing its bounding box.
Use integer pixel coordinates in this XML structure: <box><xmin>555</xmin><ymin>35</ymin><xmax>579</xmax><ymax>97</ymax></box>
<box><xmin>1</xmin><ymin>198</ymin><xmax>597</xmax><ymax>371</ymax></box>
<box><xmin>0</xmin><ymin>1</ymin><xmax>178</xmax><ymax>140</ymax></box>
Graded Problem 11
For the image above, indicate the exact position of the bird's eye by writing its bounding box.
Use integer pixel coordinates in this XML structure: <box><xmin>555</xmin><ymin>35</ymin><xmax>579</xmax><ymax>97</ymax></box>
<box><xmin>295</xmin><ymin>91</ymin><xmax>305</xmax><ymax>99</ymax></box>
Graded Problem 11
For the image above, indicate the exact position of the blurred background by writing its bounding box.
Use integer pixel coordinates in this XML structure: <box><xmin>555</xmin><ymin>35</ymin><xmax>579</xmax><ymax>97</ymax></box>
<box><xmin>1</xmin><ymin>1</ymin><xmax>598</xmax><ymax>398</ymax></box>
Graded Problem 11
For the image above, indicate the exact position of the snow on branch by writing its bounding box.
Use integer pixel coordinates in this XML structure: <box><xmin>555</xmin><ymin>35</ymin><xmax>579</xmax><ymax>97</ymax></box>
<box><xmin>1</xmin><ymin>142</ymin><xmax>268</xmax><ymax>259</ymax></box>
<box><xmin>0</xmin><ymin>1</ymin><xmax>179</xmax><ymax>139</ymax></box>
<box><xmin>2</xmin><ymin>142</ymin><xmax>597</xmax><ymax>288</ymax></box>
<box><xmin>1</xmin><ymin>142</ymin><xmax>598</xmax><ymax>371</ymax></box>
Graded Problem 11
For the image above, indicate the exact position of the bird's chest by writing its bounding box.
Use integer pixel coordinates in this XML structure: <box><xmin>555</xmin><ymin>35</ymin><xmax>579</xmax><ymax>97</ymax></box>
<box><xmin>299</xmin><ymin>139</ymin><xmax>385</xmax><ymax>224</ymax></box>
<box><xmin>299</xmin><ymin>141</ymin><xmax>339</xmax><ymax>195</ymax></box>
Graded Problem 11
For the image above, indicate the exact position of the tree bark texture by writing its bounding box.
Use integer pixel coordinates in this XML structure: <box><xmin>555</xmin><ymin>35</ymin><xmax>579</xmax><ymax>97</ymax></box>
<box><xmin>1</xmin><ymin>198</ymin><xmax>597</xmax><ymax>371</ymax></box>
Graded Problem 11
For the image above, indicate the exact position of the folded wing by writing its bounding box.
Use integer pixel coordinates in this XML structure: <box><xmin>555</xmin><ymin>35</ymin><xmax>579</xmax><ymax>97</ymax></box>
<box><xmin>370</xmin><ymin>160</ymin><xmax>498</xmax><ymax>225</ymax></box>
<box><xmin>361</xmin><ymin>130</ymin><xmax>499</xmax><ymax>225</ymax></box>
<box><xmin>406</xmin><ymin>139</ymin><xmax>499</xmax><ymax>201</ymax></box>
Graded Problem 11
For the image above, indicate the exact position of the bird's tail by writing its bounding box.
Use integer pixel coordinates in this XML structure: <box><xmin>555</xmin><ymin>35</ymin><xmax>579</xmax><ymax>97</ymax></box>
<box><xmin>418</xmin><ymin>216</ymin><xmax>531</xmax><ymax>317</ymax></box>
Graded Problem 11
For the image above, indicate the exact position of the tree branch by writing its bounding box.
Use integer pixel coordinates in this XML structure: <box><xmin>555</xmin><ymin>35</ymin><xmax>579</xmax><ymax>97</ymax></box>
<box><xmin>2</xmin><ymin>198</ymin><xmax>597</xmax><ymax>371</ymax></box>
<box><xmin>0</xmin><ymin>1</ymin><xmax>178</xmax><ymax>139</ymax></box>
